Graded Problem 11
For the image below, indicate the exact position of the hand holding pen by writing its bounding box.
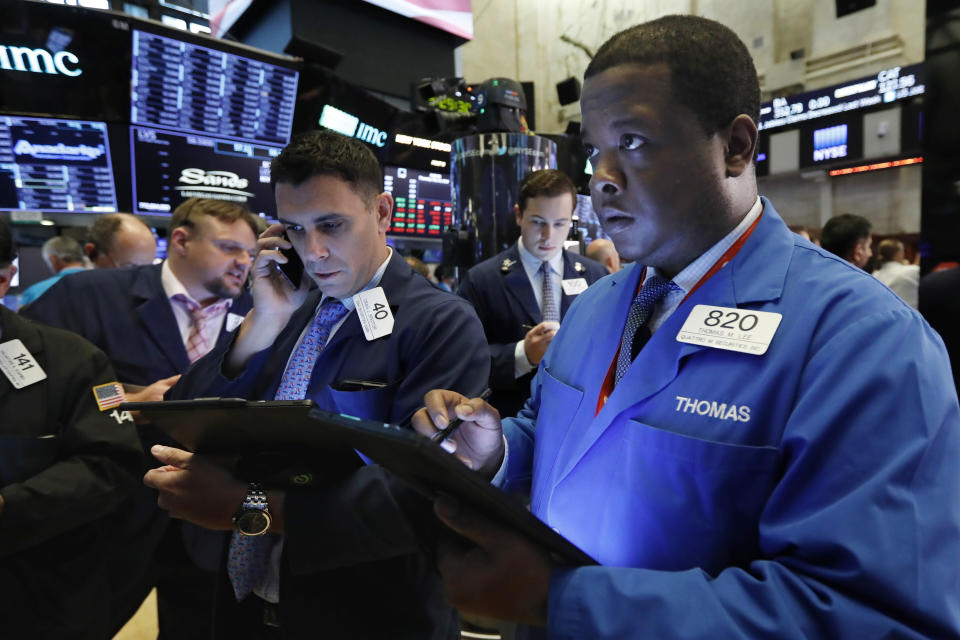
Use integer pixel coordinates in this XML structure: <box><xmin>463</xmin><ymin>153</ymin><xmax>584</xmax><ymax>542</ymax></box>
<box><xmin>432</xmin><ymin>388</ymin><xmax>492</xmax><ymax>444</ymax></box>
<box><xmin>413</xmin><ymin>388</ymin><xmax>503</xmax><ymax>477</ymax></box>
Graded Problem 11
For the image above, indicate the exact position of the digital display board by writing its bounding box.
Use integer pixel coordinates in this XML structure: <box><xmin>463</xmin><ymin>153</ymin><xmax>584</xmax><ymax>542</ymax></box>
<box><xmin>759</xmin><ymin>63</ymin><xmax>925</xmax><ymax>131</ymax></box>
<box><xmin>130</xmin><ymin>126</ymin><xmax>280</xmax><ymax>216</ymax></box>
<box><xmin>0</xmin><ymin>115</ymin><xmax>118</xmax><ymax>213</ymax></box>
<box><xmin>383</xmin><ymin>166</ymin><xmax>452</xmax><ymax>237</ymax></box>
<box><xmin>131</xmin><ymin>29</ymin><xmax>299</xmax><ymax>146</ymax></box>
<box><xmin>799</xmin><ymin>115</ymin><xmax>863</xmax><ymax>169</ymax></box>
<box><xmin>0</xmin><ymin>0</ymin><xmax>132</xmax><ymax>121</ymax></box>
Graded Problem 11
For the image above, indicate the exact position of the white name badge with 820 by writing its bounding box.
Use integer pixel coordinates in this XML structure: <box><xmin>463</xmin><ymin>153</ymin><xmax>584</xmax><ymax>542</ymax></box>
<box><xmin>676</xmin><ymin>304</ymin><xmax>782</xmax><ymax>355</ymax></box>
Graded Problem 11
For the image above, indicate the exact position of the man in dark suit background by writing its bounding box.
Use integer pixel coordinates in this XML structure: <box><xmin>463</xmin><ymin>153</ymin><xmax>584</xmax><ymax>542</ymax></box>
<box><xmin>0</xmin><ymin>216</ymin><xmax>142</xmax><ymax>638</ymax></box>
<box><xmin>458</xmin><ymin>169</ymin><xmax>608</xmax><ymax>417</ymax></box>
<box><xmin>22</xmin><ymin>197</ymin><xmax>259</xmax><ymax>638</ymax></box>
<box><xmin>84</xmin><ymin>211</ymin><xmax>158</xmax><ymax>269</ymax></box>
<box><xmin>144</xmin><ymin>130</ymin><xmax>489</xmax><ymax>638</ymax></box>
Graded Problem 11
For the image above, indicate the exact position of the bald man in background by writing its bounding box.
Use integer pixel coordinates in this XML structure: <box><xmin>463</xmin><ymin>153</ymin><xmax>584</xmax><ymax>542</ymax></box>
<box><xmin>586</xmin><ymin>238</ymin><xmax>621</xmax><ymax>274</ymax></box>
<box><xmin>86</xmin><ymin>213</ymin><xmax>157</xmax><ymax>269</ymax></box>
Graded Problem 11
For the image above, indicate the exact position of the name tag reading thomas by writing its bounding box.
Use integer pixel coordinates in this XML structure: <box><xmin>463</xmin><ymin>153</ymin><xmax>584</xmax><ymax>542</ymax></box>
<box><xmin>676</xmin><ymin>305</ymin><xmax>782</xmax><ymax>355</ymax></box>
<box><xmin>353</xmin><ymin>287</ymin><xmax>394</xmax><ymax>341</ymax></box>
<box><xmin>0</xmin><ymin>339</ymin><xmax>48</xmax><ymax>388</ymax></box>
<box><xmin>561</xmin><ymin>278</ymin><xmax>589</xmax><ymax>296</ymax></box>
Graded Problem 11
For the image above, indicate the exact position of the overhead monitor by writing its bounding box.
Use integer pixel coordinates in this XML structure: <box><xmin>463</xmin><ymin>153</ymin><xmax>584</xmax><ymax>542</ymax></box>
<box><xmin>759</xmin><ymin>63</ymin><xmax>925</xmax><ymax>132</ymax></box>
<box><xmin>0</xmin><ymin>115</ymin><xmax>118</xmax><ymax>213</ymax></box>
<box><xmin>130</xmin><ymin>28</ymin><xmax>299</xmax><ymax>146</ymax></box>
<box><xmin>383</xmin><ymin>166</ymin><xmax>452</xmax><ymax>238</ymax></box>
<box><xmin>130</xmin><ymin>126</ymin><xmax>280</xmax><ymax>217</ymax></box>
<box><xmin>0</xmin><ymin>0</ymin><xmax>133</xmax><ymax>121</ymax></box>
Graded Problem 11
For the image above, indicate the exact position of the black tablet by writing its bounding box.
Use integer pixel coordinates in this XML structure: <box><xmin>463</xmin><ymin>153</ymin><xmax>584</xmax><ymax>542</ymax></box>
<box><xmin>122</xmin><ymin>398</ymin><xmax>362</xmax><ymax>487</ymax></box>
<box><xmin>307</xmin><ymin>407</ymin><xmax>598</xmax><ymax>566</ymax></box>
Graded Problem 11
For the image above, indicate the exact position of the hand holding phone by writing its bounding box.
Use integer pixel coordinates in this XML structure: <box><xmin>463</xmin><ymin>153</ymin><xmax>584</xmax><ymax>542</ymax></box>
<box><xmin>276</xmin><ymin>232</ymin><xmax>304</xmax><ymax>289</ymax></box>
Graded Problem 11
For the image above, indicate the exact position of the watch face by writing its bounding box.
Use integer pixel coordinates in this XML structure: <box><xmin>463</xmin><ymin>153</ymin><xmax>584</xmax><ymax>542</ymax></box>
<box><xmin>237</xmin><ymin>509</ymin><xmax>271</xmax><ymax>536</ymax></box>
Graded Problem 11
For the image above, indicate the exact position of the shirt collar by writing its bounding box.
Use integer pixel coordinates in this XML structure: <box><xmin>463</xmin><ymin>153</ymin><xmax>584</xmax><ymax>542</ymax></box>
<box><xmin>516</xmin><ymin>239</ymin><xmax>564</xmax><ymax>276</ymax></box>
<box><xmin>161</xmin><ymin>260</ymin><xmax>233</xmax><ymax>310</ymax></box>
<box><xmin>320</xmin><ymin>246</ymin><xmax>393</xmax><ymax>312</ymax></box>
<box><xmin>650</xmin><ymin>195</ymin><xmax>763</xmax><ymax>293</ymax></box>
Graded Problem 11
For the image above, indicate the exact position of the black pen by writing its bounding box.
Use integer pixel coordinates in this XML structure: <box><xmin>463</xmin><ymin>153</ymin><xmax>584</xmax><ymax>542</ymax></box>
<box><xmin>432</xmin><ymin>388</ymin><xmax>492</xmax><ymax>444</ymax></box>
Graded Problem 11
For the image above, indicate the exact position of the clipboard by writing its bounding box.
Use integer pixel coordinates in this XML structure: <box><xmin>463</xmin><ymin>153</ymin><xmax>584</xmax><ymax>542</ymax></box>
<box><xmin>306</xmin><ymin>407</ymin><xmax>598</xmax><ymax>566</ymax></box>
<box><xmin>121</xmin><ymin>398</ymin><xmax>363</xmax><ymax>487</ymax></box>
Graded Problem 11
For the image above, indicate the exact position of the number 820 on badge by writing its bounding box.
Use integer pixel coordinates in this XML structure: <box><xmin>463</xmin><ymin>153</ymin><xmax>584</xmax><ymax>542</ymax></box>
<box><xmin>676</xmin><ymin>304</ymin><xmax>782</xmax><ymax>355</ymax></box>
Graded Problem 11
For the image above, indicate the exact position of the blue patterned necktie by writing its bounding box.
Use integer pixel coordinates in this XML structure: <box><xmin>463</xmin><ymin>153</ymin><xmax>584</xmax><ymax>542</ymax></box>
<box><xmin>614</xmin><ymin>275</ymin><xmax>677</xmax><ymax>385</ymax></box>
<box><xmin>540</xmin><ymin>261</ymin><xmax>560</xmax><ymax>323</ymax></box>
<box><xmin>227</xmin><ymin>298</ymin><xmax>349</xmax><ymax>601</ymax></box>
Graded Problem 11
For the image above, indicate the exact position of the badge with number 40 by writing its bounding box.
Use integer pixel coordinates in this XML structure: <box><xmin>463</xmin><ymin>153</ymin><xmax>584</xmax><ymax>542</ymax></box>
<box><xmin>353</xmin><ymin>287</ymin><xmax>395</xmax><ymax>341</ymax></box>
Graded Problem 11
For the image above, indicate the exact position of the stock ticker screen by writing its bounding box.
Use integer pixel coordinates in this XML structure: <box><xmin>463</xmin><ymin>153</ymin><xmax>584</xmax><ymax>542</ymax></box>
<box><xmin>130</xmin><ymin>29</ymin><xmax>299</xmax><ymax>146</ymax></box>
<box><xmin>0</xmin><ymin>115</ymin><xmax>118</xmax><ymax>213</ymax></box>
<box><xmin>384</xmin><ymin>166</ymin><xmax>453</xmax><ymax>237</ymax></box>
<box><xmin>130</xmin><ymin>126</ymin><xmax>280</xmax><ymax>217</ymax></box>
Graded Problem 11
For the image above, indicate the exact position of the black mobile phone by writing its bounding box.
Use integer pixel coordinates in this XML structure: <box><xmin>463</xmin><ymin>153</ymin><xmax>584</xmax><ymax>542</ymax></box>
<box><xmin>277</xmin><ymin>233</ymin><xmax>304</xmax><ymax>289</ymax></box>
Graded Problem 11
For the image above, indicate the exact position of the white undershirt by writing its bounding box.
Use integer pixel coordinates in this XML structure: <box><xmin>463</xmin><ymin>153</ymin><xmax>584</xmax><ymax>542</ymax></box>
<box><xmin>513</xmin><ymin>241</ymin><xmax>564</xmax><ymax>378</ymax></box>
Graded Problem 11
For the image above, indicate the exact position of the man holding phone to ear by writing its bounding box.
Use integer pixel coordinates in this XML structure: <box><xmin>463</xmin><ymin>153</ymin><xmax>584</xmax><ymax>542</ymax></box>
<box><xmin>146</xmin><ymin>129</ymin><xmax>489</xmax><ymax>638</ymax></box>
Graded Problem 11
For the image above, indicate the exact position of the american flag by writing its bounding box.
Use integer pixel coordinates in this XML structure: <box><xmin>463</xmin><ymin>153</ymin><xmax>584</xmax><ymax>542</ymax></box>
<box><xmin>92</xmin><ymin>382</ymin><xmax>126</xmax><ymax>411</ymax></box>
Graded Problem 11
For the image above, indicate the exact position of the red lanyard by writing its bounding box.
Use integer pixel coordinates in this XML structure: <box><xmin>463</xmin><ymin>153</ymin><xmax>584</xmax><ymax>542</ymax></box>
<box><xmin>594</xmin><ymin>208</ymin><xmax>764</xmax><ymax>414</ymax></box>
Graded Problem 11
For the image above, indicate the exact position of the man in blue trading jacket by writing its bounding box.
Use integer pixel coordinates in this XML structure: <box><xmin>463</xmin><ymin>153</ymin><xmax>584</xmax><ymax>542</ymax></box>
<box><xmin>22</xmin><ymin>198</ymin><xmax>259</xmax><ymax>638</ymax></box>
<box><xmin>459</xmin><ymin>169</ymin><xmax>607</xmax><ymax>417</ymax></box>
<box><xmin>145</xmin><ymin>129</ymin><xmax>489</xmax><ymax>638</ymax></box>
<box><xmin>414</xmin><ymin>15</ymin><xmax>960</xmax><ymax>639</ymax></box>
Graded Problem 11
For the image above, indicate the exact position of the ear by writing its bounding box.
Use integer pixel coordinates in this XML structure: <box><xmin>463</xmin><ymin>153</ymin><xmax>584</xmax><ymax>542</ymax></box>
<box><xmin>723</xmin><ymin>114</ymin><xmax>758</xmax><ymax>178</ymax></box>
<box><xmin>168</xmin><ymin>226</ymin><xmax>191</xmax><ymax>256</ymax></box>
<box><xmin>514</xmin><ymin>204</ymin><xmax>522</xmax><ymax>227</ymax></box>
<box><xmin>373</xmin><ymin>192</ymin><xmax>393</xmax><ymax>233</ymax></box>
<box><xmin>84</xmin><ymin>242</ymin><xmax>95</xmax><ymax>259</ymax></box>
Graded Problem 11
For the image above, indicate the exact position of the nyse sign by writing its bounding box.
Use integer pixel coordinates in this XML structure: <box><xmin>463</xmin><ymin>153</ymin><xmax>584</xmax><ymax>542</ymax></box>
<box><xmin>0</xmin><ymin>44</ymin><xmax>82</xmax><ymax>77</ymax></box>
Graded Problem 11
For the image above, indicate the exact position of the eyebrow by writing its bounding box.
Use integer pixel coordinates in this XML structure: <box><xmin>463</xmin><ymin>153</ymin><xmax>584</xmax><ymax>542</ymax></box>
<box><xmin>581</xmin><ymin>112</ymin><xmax>658</xmax><ymax>141</ymax></box>
<box><xmin>529</xmin><ymin>215</ymin><xmax>570</xmax><ymax>223</ymax></box>
<box><xmin>278</xmin><ymin>213</ymin><xmax>346</xmax><ymax>225</ymax></box>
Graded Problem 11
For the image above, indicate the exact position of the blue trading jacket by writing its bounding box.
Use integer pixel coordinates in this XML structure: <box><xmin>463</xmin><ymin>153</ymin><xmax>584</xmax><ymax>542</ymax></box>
<box><xmin>503</xmin><ymin>198</ymin><xmax>960</xmax><ymax>639</ymax></box>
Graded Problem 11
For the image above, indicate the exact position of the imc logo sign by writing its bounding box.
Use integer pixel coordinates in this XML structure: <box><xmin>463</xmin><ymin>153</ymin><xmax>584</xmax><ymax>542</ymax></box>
<box><xmin>813</xmin><ymin>124</ymin><xmax>848</xmax><ymax>162</ymax></box>
<box><xmin>0</xmin><ymin>44</ymin><xmax>82</xmax><ymax>76</ymax></box>
<box><xmin>318</xmin><ymin>105</ymin><xmax>387</xmax><ymax>148</ymax></box>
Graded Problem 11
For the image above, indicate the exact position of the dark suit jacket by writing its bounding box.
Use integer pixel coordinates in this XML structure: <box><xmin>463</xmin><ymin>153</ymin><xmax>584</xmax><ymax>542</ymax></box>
<box><xmin>920</xmin><ymin>266</ymin><xmax>960</xmax><ymax>396</ymax></box>
<box><xmin>458</xmin><ymin>245</ymin><xmax>608</xmax><ymax>417</ymax></box>
<box><xmin>0</xmin><ymin>306</ymin><xmax>141</xmax><ymax>639</ymax></box>
<box><xmin>20</xmin><ymin>262</ymin><xmax>254</xmax><ymax>628</ymax></box>
<box><xmin>21</xmin><ymin>262</ymin><xmax>253</xmax><ymax>386</ymax></box>
<box><xmin>170</xmin><ymin>252</ymin><xmax>490</xmax><ymax>639</ymax></box>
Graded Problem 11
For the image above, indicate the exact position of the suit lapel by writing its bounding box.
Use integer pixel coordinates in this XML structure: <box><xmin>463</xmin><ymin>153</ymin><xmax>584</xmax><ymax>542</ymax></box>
<box><xmin>324</xmin><ymin>252</ymin><xmax>414</xmax><ymax>353</ymax></box>
<box><xmin>501</xmin><ymin>246</ymin><xmax>541</xmax><ymax>325</ymax></box>
<box><xmin>0</xmin><ymin>307</ymin><xmax>44</xmax><ymax>405</ymax></box>
<box><xmin>560</xmin><ymin>250</ymin><xmax>586</xmax><ymax>317</ymax></box>
<box><xmin>133</xmin><ymin>265</ymin><xmax>190</xmax><ymax>374</ymax></box>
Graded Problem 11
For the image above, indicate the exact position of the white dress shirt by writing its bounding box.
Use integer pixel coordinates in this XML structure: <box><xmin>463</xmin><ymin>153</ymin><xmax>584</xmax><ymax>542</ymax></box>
<box><xmin>161</xmin><ymin>260</ymin><xmax>233</xmax><ymax>353</ymax></box>
<box><xmin>513</xmin><ymin>241</ymin><xmax>565</xmax><ymax>377</ymax></box>
<box><xmin>646</xmin><ymin>196</ymin><xmax>763</xmax><ymax>333</ymax></box>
